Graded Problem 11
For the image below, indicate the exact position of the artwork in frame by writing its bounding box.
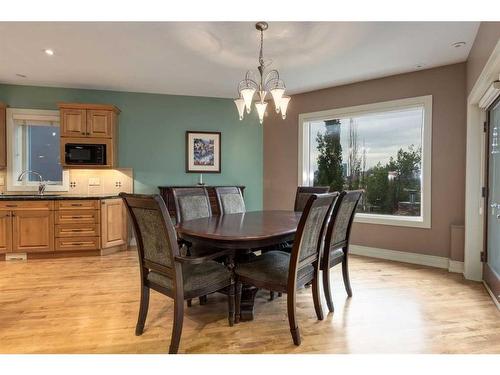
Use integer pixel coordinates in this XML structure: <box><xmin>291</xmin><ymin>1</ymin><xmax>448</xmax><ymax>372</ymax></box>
<box><xmin>185</xmin><ymin>131</ymin><xmax>221</xmax><ymax>173</ymax></box>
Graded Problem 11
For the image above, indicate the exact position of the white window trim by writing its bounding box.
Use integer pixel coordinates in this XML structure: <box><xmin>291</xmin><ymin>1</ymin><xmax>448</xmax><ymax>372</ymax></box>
<box><xmin>298</xmin><ymin>95</ymin><xmax>432</xmax><ymax>228</ymax></box>
<box><xmin>6</xmin><ymin>108</ymin><xmax>69</xmax><ymax>193</ymax></box>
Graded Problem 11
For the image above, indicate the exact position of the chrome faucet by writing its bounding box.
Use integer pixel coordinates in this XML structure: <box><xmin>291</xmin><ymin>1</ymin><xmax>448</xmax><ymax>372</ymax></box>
<box><xmin>17</xmin><ymin>170</ymin><xmax>46</xmax><ymax>195</ymax></box>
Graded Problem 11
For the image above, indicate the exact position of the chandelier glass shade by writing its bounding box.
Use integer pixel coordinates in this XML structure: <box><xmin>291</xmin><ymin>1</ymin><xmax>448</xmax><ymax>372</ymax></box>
<box><xmin>234</xmin><ymin>22</ymin><xmax>290</xmax><ymax>124</ymax></box>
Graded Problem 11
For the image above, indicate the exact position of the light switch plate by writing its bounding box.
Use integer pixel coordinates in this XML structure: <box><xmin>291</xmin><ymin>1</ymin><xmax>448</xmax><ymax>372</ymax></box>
<box><xmin>88</xmin><ymin>177</ymin><xmax>100</xmax><ymax>186</ymax></box>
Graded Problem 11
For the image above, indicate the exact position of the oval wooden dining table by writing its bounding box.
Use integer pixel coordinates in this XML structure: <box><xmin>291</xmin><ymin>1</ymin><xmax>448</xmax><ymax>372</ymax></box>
<box><xmin>176</xmin><ymin>210</ymin><xmax>302</xmax><ymax>321</ymax></box>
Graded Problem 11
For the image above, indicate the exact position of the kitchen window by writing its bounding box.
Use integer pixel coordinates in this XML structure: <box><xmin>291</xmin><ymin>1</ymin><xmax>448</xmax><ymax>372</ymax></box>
<box><xmin>298</xmin><ymin>96</ymin><xmax>432</xmax><ymax>228</ymax></box>
<box><xmin>6</xmin><ymin>108</ymin><xmax>69</xmax><ymax>192</ymax></box>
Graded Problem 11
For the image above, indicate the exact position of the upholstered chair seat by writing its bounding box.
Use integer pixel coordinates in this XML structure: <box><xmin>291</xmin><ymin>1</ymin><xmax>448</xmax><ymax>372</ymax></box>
<box><xmin>147</xmin><ymin>261</ymin><xmax>232</xmax><ymax>298</ymax></box>
<box><xmin>235</xmin><ymin>251</ymin><xmax>314</xmax><ymax>290</ymax></box>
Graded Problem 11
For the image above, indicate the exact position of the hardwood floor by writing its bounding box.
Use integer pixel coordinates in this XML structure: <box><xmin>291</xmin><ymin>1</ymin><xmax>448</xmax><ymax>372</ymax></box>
<box><xmin>0</xmin><ymin>249</ymin><xmax>499</xmax><ymax>354</ymax></box>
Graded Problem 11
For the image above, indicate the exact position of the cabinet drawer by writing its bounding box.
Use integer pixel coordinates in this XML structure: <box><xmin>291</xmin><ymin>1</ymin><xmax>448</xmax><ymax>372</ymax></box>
<box><xmin>55</xmin><ymin>210</ymin><xmax>99</xmax><ymax>224</ymax></box>
<box><xmin>55</xmin><ymin>236</ymin><xmax>100</xmax><ymax>251</ymax></box>
<box><xmin>55</xmin><ymin>223</ymin><xmax>100</xmax><ymax>238</ymax></box>
<box><xmin>0</xmin><ymin>201</ymin><xmax>53</xmax><ymax>210</ymax></box>
<box><xmin>56</xmin><ymin>200</ymin><xmax>99</xmax><ymax>210</ymax></box>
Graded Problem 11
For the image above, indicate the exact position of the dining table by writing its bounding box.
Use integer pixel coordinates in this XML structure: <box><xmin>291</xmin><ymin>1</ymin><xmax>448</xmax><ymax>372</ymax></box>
<box><xmin>176</xmin><ymin>210</ymin><xmax>302</xmax><ymax>321</ymax></box>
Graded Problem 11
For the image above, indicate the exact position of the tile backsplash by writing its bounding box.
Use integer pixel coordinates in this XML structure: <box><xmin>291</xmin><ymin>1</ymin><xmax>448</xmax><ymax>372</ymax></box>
<box><xmin>0</xmin><ymin>168</ymin><xmax>133</xmax><ymax>195</ymax></box>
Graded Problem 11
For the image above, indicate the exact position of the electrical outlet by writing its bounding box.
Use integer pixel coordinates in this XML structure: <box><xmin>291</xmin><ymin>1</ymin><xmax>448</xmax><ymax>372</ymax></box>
<box><xmin>89</xmin><ymin>177</ymin><xmax>100</xmax><ymax>186</ymax></box>
<box><xmin>115</xmin><ymin>181</ymin><xmax>122</xmax><ymax>188</ymax></box>
<box><xmin>70</xmin><ymin>181</ymin><xmax>76</xmax><ymax>188</ymax></box>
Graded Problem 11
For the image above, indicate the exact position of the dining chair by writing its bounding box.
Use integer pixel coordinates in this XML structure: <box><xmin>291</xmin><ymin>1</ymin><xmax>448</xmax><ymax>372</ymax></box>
<box><xmin>294</xmin><ymin>186</ymin><xmax>331</xmax><ymax>212</ymax></box>
<box><xmin>172</xmin><ymin>187</ymin><xmax>214</xmax><ymax>305</ymax></box>
<box><xmin>321</xmin><ymin>190</ymin><xmax>363</xmax><ymax>313</ymax></box>
<box><xmin>234</xmin><ymin>192</ymin><xmax>338</xmax><ymax>345</ymax></box>
<box><xmin>214</xmin><ymin>186</ymin><xmax>246</xmax><ymax>214</ymax></box>
<box><xmin>120</xmin><ymin>193</ymin><xmax>236</xmax><ymax>354</ymax></box>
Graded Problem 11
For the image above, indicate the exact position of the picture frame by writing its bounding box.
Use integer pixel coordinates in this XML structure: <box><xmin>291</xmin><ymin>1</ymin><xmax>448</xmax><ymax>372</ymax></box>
<box><xmin>185</xmin><ymin>131</ymin><xmax>221</xmax><ymax>173</ymax></box>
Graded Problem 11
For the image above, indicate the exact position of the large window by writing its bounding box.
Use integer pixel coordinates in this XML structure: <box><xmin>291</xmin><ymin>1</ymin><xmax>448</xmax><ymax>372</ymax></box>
<box><xmin>6</xmin><ymin>108</ymin><xmax>69</xmax><ymax>192</ymax></box>
<box><xmin>299</xmin><ymin>96</ymin><xmax>432</xmax><ymax>228</ymax></box>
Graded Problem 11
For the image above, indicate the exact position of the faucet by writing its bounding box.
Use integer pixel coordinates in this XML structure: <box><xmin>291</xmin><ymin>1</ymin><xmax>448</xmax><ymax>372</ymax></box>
<box><xmin>17</xmin><ymin>170</ymin><xmax>46</xmax><ymax>195</ymax></box>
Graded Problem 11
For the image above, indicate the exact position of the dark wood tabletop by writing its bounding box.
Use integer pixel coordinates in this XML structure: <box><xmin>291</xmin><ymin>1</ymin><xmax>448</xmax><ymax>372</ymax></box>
<box><xmin>176</xmin><ymin>210</ymin><xmax>301</xmax><ymax>250</ymax></box>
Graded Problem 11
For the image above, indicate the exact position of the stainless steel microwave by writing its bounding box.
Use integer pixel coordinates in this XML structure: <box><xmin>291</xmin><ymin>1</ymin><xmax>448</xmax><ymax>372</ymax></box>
<box><xmin>64</xmin><ymin>143</ymin><xmax>107</xmax><ymax>165</ymax></box>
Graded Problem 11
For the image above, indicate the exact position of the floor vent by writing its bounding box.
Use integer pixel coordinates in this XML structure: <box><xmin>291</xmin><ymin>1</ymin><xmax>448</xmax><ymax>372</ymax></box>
<box><xmin>5</xmin><ymin>253</ymin><xmax>27</xmax><ymax>261</ymax></box>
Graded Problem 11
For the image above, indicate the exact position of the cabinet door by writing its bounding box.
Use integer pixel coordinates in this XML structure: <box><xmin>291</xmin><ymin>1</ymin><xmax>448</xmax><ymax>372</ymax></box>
<box><xmin>0</xmin><ymin>103</ymin><xmax>6</xmax><ymax>169</ymax></box>
<box><xmin>87</xmin><ymin>110</ymin><xmax>113</xmax><ymax>138</ymax></box>
<box><xmin>61</xmin><ymin>108</ymin><xmax>87</xmax><ymax>137</ymax></box>
<box><xmin>0</xmin><ymin>210</ymin><xmax>12</xmax><ymax>253</ymax></box>
<box><xmin>12</xmin><ymin>210</ymin><xmax>54</xmax><ymax>253</ymax></box>
<box><xmin>101</xmin><ymin>199</ymin><xmax>127</xmax><ymax>249</ymax></box>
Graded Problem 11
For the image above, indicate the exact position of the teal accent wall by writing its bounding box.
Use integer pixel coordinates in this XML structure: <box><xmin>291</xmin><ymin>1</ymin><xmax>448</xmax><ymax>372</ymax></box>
<box><xmin>0</xmin><ymin>84</ymin><xmax>263</xmax><ymax>210</ymax></box>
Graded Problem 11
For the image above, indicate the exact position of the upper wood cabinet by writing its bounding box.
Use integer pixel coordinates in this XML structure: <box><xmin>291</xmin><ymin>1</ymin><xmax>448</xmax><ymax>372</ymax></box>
<box><xmin>58</xmin><ymin>103</ymin><xmax>120</xmax><ymax>168</ymax></box>
<box><xmin>0</xmin><ymin>102</ymin><xmax>6</xmax><ymax>169</ymax></box>
<box><xmin>59</xmin><ymin>103</ymin><xmax>119</xmax><ymax>139</ymax></box>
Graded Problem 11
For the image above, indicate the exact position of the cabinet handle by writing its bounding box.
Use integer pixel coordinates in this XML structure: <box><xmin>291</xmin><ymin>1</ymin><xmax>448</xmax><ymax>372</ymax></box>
<box><xmin>71</xmin><ymin>204</ymin><xmax>83</xmax><ymax>207</ymax></box>
<box><xmin>71</xmin><ymin>216</ymin><xmax>84</xmax><ymax>219</ymax></box>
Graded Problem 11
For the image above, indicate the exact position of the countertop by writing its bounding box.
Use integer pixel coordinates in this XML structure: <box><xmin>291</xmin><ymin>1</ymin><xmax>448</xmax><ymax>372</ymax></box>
<box><xmin>0</xmin><ymin>194</ymin><xmax>121</xmax><ymax>201</ymax></box>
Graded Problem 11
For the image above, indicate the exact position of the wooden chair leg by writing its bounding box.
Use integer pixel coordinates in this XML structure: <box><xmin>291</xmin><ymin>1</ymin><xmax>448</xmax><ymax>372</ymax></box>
<box><xmin>278</xmin><ymin>292</ymin><xmax>282</xmax><ymax>297</ymax></box>
<box><xmin>287</xmin><ymin>291</ymin><xmax>301</xmax><ymax>346</ymax></box>
<box><xmin>322</xmin><ymin>266</ymin><xmax>335</xmax><ymax>313</ymax></box>
<box><xmin>199</xmin><ymin>295</ymin><xmax>208</xmax><ymax>305</ymax></box>
<box><xmin>135</xmin><ymin>285</ymin><xmax>150</xmax><ymax>336</ymax></box>
<box><xmin>342</xmin><ymin>253</ymin><xmax>353</xmax><ymax>297</ymax></box>
<box><xmin>227</xmin><ymin>284</ymin><xmax>235</xmax><ymax>327</ymax></box>
<box><xmin>187</xmin><ymin>299</ymin><xmax>192</xmax><ymax>307</ymax></box>
<box><xmin>169</xmin><ymin>298</ymin><xmax>184</xmax><ymax>354</ymax></box>
<box><xmin>269</xmin><ymin>291</ymin><xmax>275</xmax><ymax>301</ymax></box>
<box><xmin>312</xmin><ymin>274</ymin><xmax>324</xmax><ymax>321</ymax></box>
<box><xmin>235</xmin><ymin>282</ymin><xmax>242</xmax><ymax>324</ymax></box>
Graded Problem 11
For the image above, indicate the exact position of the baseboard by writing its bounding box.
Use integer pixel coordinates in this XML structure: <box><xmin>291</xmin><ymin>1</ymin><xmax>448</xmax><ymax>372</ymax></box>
<box><xmin>350</xmin><ymin>245</ymin><xmax>464</xmax><ymax>273</ymax></box>
<box><xmin>483</xmin><ymin>281</ymin><xmax>500</xmax><ymax>311</ymax></box>
<box><xmin>448</xmin><ymin>260</ymin><xmax>465</xmax><ymax>273</ymax></box>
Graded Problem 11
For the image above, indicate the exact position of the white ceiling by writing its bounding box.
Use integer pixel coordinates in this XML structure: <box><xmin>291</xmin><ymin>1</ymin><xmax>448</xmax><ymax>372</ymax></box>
<box><xmin>0</xmin><ymin>22</ymin><xmax>479</xmax><ymax>98</ymax></box>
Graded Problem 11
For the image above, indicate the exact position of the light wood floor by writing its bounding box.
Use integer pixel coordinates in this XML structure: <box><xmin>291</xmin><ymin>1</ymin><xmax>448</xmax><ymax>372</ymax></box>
<box><xmin>0</xmin><ymin>249</ymin><xmax>499</xmax><ymax>354</ymax></box>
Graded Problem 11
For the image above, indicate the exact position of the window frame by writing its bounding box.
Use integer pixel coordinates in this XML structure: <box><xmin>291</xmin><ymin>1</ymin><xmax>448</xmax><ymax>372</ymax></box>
<box><xmin>298</xmin><ymin>95</ymin><xmax>432</xmax><ymax>228</ymax></box>
<box><xmin>6</xmin><ymin>108</ymin><xmax>69</xmax><ymax>193</ymax></box>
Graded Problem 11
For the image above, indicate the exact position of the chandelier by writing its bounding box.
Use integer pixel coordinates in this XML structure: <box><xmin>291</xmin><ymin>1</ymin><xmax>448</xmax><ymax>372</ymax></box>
<box><xmin>234</xmin><ymin>22</ymin><xmax>290</xmax><ymax>124</ymax></box>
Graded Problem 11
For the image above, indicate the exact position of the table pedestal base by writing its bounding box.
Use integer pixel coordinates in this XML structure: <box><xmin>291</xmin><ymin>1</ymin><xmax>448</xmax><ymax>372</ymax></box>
<box><xmin>238</xmin><ymin>286</ymin><xmax>259</xmax><ymax>322</ymax></box>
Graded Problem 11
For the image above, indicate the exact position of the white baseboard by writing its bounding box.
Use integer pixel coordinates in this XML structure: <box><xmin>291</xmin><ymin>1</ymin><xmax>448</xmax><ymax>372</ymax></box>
<box><xmin>483</xmin><ymin>281</ymin><xmax>500</xmax><ymax>311</ymax></box>
<box><xmin>350</xmin><ymin>245</ymin><xmax>464</xmax><ymax>274</ymax></box>
<box><xmin>448</xmin><ymin>260</ymin><xmax>465</xmax><ymax>274</ymax></box>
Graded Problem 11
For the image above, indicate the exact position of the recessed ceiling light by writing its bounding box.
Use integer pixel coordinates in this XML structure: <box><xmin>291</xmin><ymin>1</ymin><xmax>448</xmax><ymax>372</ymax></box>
<box><xmin>16</xmin><ymin>73</ymin><xmax>27</xmax><ymax>78</ymax></box>
<box><xmin>452</xmin><ymin>41</ymin><xmax>466</xmax><ymax>48</ymax></box>
<box><xmin>44</xmin><ymin>49</ymin><xmax>55</xmax><ymax>56</ymax></box>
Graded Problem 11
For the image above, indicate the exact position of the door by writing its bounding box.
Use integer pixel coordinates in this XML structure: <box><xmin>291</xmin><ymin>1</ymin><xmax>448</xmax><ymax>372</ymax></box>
<box><xmin>87</xmin><ymin>110</ymin><xmax>112</xmax><ymax>138</ymax></box>
<box><xmin>0</xmin><ymin>210</ymin><xmax>12</xmax><ymax>253</ymax></box>
<box><xmin>61</xmin><ymin>108</ymin><xmax>87</xmax><ymax>137</ymax></box>
<box><xmin>12</xmin><ymin>210</ymin><xmax>54</xmax><ymax>253</ymax></box>
<box><xmin>485</xmin><ymin>97</ymin><xmax>500</xmax><ymax>303</ymax></box>
<box><xmin>101</xmin><ymin>198</ymin><xmax>127</xmax><ymax>248</ymax></box>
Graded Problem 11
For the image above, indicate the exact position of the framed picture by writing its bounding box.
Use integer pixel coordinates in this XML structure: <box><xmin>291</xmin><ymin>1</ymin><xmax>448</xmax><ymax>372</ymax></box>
<box><xmin>185</xmin><ymin>131</ymin><xmax>221</xmax><ymax>173</ymax></box>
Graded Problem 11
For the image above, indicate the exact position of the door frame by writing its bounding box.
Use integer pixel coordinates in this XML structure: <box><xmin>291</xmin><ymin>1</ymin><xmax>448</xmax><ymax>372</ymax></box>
<box><xmin>464</xmin><ymin>39</ymin><xmax>500</xmax><ymax>281</ymax></box>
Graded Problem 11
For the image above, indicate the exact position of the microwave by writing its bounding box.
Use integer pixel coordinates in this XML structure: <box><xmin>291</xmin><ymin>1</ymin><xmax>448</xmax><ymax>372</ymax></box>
<box><xmin>64</xmin><ymin>143</ymin><xmax>107</xmax><ymax>165</ymax></box>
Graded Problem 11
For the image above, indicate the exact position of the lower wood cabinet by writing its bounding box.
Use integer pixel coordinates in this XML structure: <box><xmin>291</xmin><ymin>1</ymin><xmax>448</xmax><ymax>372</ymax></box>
<box><xmin>12</xmin><ymin>210</ymin><xmax>54</xmax><ymax>253</ymax></box>
<box><xmin>0</xmin><ymin>198</ymin><xmax>128</xmax><ymax>256</ymax></box>
<box><xmin>100</xmin><ymin>198</ymin><xmax>127</xmax><ymax>249</ymax></box>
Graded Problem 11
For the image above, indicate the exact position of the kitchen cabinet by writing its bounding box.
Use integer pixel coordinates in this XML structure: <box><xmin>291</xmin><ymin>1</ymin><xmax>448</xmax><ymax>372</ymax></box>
<box><xmin>0</xmin><ymin>210</ymin><xmax>12</xmax><ymax>253</ymax></box>
<box><xmin>59</xmin><ymin>103</ymin><xmax>119</xmax><ymax>139</ymax></box>
<box><xmin>100</xmin><ymin>198</ymin><xmax>127</xmax><ymax>249</ymax></box>
<box><xmin>12</xmin><ymin>210</ymin><xmax>54</xmax><ymax>253</ymax></box>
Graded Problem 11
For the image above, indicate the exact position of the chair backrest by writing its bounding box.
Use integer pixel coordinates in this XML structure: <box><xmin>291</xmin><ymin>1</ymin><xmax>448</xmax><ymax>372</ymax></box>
<box><xmin>120</xmin><ymin>193</ymin><xmax>182</xmax><ymax>293</ymax></box>
<box><xmin>288</xmin><ymin>192</ymin><xmax>338</xmax><ymax>287</ymax></box>
<box><xmin>215</xmin><ymin>186</ymin><xmax>246</xmax><ymax>214</ymax></box>
<box><xmin>294</xmin><ymin>186</ymin><xmax>331</xmax><ymax>212</ymax></box>
<box><xmin>324</xmin><ymin>190</ymin><xmax>363</xmax><ymax>252</ymax></box>
<box><xmin>172</xmin><ymin>187</ymin><xmax>212</xmax><ymax>223</ymax></box>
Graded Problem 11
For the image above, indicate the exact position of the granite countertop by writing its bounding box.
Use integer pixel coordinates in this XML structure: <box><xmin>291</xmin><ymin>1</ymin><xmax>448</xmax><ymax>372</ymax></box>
<box><xmin>0</xmin><ymin>194</ymin><xmax>121</xmax><ymax>201</ymax></box>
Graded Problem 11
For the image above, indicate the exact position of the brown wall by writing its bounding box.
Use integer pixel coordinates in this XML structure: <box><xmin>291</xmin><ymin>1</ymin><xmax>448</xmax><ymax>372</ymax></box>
<box><xmin>264</xmin><ymin>63</ymin><xmax>467</xmax><ymax>260</ymax></box>
<box><xmin>466</xmin><ymin>22</ymin><xmax>500</xmax><ymax>94</ymax></box>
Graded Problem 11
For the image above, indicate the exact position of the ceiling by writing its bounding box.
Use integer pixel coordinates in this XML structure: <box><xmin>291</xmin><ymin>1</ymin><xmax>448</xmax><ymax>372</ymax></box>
<box><xmin>0</xmin><ymin>22</ymin><xmax>479</xmax><ymax>98</ymax></box>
